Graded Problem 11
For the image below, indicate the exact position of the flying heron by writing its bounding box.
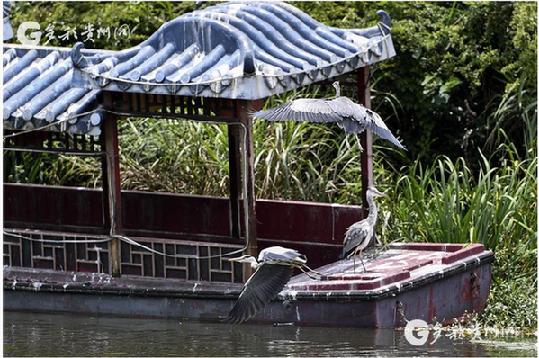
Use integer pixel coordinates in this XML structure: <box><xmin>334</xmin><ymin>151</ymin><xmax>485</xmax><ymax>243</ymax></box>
<box><xmin>225</xmin><ymin>246</ymin><xmax>319</xmax><ymax>324</ymax></box>
<box><xmin>254</xmin><ymin>82</ymin><xmax>405</xmax><ymax>149</ymax></box>
<box><xmin>342</xmin><ymin>186</ymin><xmax>386</xmax><ymax>272</ymax></box>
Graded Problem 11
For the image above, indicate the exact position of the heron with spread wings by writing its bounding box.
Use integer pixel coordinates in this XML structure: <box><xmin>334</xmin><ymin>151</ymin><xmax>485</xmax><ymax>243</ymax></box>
<box><xmin>225</xmin><ymin>246</ymin><xmax>319</xmax><ymax>324</ymax></box>
<box><xmin>254</xmin><ymin>82</ymin><xmax>405</xmax><ymax>149</ymax></box>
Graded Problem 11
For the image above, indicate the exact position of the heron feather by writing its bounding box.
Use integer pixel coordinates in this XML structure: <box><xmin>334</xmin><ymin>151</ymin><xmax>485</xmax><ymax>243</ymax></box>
<box><xmin>225</xmin><ymin>263</ymin><xmax>293</xmax><ymax>324</ymax></box>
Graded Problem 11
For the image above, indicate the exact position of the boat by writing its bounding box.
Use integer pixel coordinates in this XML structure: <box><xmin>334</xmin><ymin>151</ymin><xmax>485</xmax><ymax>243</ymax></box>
<box><xmin>3</xmin><ymin>1</ymin><xmax>493</xmax><ymax>327</ymax></box>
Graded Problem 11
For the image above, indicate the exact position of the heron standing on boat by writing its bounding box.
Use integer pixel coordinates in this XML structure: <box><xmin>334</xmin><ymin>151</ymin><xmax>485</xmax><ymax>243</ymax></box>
<box><xmin>342</xmin><ymin>186</ymin><xmax>385</xmax><ymax>272</ymax></box>
<box><xmin>254</xmin><ymin>81</ymin><xmax>405</xmax><ymax>149</ymax></box>
<box><xmin>225</xmin><ymin>246</ymin><xmax>319</xmax><ymax>324</ymax></box>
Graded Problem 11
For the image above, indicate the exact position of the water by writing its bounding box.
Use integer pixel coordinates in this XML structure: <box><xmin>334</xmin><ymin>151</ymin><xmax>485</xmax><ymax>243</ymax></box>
<box><xmin>3</xmin><ymin>311</ymin><xmax>536</xmax><ymax>357</ymax></box>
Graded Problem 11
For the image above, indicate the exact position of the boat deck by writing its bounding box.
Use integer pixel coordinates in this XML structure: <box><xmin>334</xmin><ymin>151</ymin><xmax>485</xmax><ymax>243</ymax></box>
<box><xmin>286</xmin><ymin>242</ymin><xmax>491</xmax><ymax>297</ymax></box>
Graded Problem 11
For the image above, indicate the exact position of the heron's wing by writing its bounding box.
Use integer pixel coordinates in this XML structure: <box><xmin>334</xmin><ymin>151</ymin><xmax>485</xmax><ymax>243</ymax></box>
<box><xmin>329</xmin><ymin>97</ymin><xmax>406</xmax><ymax>149</ymax></box>
<box><xmin>365</xmin><ymin>110</ymin><xmax>406</xmax><ymax>149</ymax></box>
<box><xmin>225</xmin><ymin>263</ymin><xmax>293</xmax><ymax>324</ymax></box>
<box><xmin>259</xmin><ymin>246</ymin><xmax>306</xmax><ymax>264</ymax></box>
<box><xmin>254</xmin><ymin>99</ymin><xmax>344</xmax><ymax>123</ymax></box>
<box><xmin>342</xmin><ymin>220</ymin><xmax>371</xmax><ymax>258</ymax></box>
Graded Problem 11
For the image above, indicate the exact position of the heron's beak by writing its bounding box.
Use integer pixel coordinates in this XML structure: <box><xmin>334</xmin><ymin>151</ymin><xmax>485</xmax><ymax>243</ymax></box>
<box><xmin>228</xmin><ymin>255</ymin><xmax>250</xmax><ymax>263</ymax></box>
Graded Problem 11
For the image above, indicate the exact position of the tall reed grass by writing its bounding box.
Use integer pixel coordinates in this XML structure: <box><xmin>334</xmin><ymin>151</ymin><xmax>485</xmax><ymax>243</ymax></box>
<box><xmin>382</xmin><ymin>155</ymin><xmax>536</xmax><ymax>250</ymax></box>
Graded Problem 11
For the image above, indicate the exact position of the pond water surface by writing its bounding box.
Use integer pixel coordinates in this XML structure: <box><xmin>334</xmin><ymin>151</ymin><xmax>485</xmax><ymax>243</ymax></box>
<box><xmin>3</xmin><ymin>311</ymin><xmax>536</xmax><ymax>357</ymax></box>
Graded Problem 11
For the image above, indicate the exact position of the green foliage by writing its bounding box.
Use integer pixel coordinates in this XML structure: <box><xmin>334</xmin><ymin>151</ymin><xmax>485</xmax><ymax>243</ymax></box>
<box><xmin>481</xmin><ymin>246</ymin><xmax>537</xmax><ymax>332</ymax></box>
<box><xmin>383</xmin><ymin>155</ymin><xmax>536</xmax><ymax>250</ymax></box>
<box><xmin>117</xmin><ymin>118</ymin><xmax>230</xmax><ymax>195</ymax></box>
<box><xmin>3</xmin><ymin>152</ymin><xmax>101</xmax><ymax>187</ymax></box>
<box><xmin>380</xmin><ymin>154</ymin><xmax>537</xmax><ymax>329</ymax></box>
<box><xmin>293</xmin><ymin>1</ymin><xmax>537</xmax><ymax>162</ymax></box>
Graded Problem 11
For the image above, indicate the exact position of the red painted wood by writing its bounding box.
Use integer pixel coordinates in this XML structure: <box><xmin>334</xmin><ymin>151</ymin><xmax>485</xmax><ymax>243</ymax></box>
<box><xmin>4</xmin><ymin>183</ymin><xmax>104</xmax><ymax>228</ymax></box>
<box><xmin>121</xmin><ymin>190</ymin><xmax>231</xmax><ymax>237</ymax></box>
<box><xmin>227</xmin><ymin>124</ymin><xmax>242</xmax><ymax>239</ymax></box>
<box><xmin>288</xmin><ymin>242</ymin><xmax>489</xmax><ymax>292</ymax></box>
<box><xmin>297</xmin><ymin>271</ymin><xmax>411</xmax><ymax>290</ymax></box>
<box><xmin>3</xmin><ymin>184</ymin><xmax>363</xmax><ymax>267</ymax></box>
<box><xmin>441</xmin><ymin>244</ymin><xmax>485</xmax><ymax>264</ymax></box>
<box><xmin>389</xmin><ymin>242</ymin><xmax>466</xmax><ymax>252</ymax></box>
<box><xmin>237</xmin><ymin>100</ymin><xmax>257</xmax><ymax>261</ymax></box>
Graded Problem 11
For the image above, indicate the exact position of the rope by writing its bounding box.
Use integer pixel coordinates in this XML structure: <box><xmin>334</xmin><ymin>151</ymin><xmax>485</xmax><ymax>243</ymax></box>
<box><xmin>3</xmin><ymin>147</ymin><xmax>105</xmax><ymax>157</ymax></box>
<box><xmin>3</xmin><ymin>230</ymin><xmax>112</xmax><ymax>244</ymax></box>
<box><xmin>3</xmin><ymin>229</ymin><xmax>246</xmax><ymax>260</ymax></box>
<box><xmin>5</xmin><ymin>229</ymin><xmax>326</xmax><ymax>280</ymax></box>
<box><xmin>112</xmin><ymin>234</ymin><xmax>247</xmax><ymax>260</ymax></box>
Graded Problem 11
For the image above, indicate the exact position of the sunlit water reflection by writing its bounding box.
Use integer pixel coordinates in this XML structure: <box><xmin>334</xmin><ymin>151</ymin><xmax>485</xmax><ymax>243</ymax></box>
<box><xmin>3</xmin><ymin>311</ymin><xmax>536</xmax><ymax>357</ymax></box>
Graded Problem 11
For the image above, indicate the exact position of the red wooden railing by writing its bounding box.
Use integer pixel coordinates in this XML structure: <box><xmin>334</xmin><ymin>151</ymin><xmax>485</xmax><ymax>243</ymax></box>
<box><xmin>4</xmin><ymin>183</ymin><xmax>363</xmax><ymax>266</ymax></box>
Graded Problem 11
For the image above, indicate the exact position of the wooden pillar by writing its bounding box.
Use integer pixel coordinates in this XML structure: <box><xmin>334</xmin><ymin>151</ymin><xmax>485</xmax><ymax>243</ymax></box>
<box><xmin>102</xmin><ymin>114</ymin><xmax>122</xmax><ymax>277</ymax></box>
<box><xmin>236</xmin><ymin>100</ymin><xmax>257</xmax><ymax>279</ymax></box>
<box><xmin>100</xmin><ymin>140</ymin><xmax>111</xmax><ymax>230</ymax></box>
<box><xmin>357</xmin><ymin>66</ymin><xmax>374</xmax><ymax>213</ymax></box>
<box><xmin>228</xmin><ymin>124</ymin><xmax>242</xmax><ymax>239</ymax></box>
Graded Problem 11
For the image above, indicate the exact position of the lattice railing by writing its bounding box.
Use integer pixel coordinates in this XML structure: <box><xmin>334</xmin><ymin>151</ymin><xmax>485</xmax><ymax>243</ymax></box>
<box><xmin>3</xmin><ymin>229</ymin><xmax>244</xmax><ymax>283</ymax></box>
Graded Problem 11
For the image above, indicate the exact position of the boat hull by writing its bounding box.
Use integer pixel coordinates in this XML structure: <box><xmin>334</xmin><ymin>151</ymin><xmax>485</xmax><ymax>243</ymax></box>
<box><xmin>4</xmin><ymin>256</ymin><xmax>491</xmax><ymax>327</ymax></box>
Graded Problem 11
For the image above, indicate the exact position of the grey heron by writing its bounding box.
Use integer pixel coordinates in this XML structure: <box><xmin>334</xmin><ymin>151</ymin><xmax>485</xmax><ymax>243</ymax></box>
<box><xmin>342</xmin><ymin>186</ymin><xmax>386</xmax><ymax>272</ymax></box>
<box><xmin>225</xmin><ymin>246</ymin><xmax>319</xmax><ymax>324</ymax></box>
<box><xmin>254</xmin><ymin>82</ymin><xmax>405</xmax><ymax>149</ymax></box>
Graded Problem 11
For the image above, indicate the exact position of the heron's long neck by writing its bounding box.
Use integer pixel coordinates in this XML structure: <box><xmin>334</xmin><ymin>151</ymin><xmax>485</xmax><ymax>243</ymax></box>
<box><xmin>366</xmin><ymin>192</ymin><xmax>378</xmax><ymax>224</ymax></box>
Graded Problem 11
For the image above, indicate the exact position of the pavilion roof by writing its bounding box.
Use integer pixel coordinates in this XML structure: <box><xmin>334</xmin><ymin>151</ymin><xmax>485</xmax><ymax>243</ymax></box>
<box><xmin>3</xmin><ymin>1</ymin><xmax>395</xmax><ymax>135</ymax></box>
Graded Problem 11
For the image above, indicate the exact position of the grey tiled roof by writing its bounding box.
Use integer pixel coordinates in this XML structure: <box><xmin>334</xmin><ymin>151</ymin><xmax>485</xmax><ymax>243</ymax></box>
<box><xmin>3</xmin><ymin>46</ymin><xmax>104</xmax><ymax>136</ymax></box>
<box><xmin>3</xmin><ymin>1</ymin><xmax>395</xmax><ymax>135</ymax></box>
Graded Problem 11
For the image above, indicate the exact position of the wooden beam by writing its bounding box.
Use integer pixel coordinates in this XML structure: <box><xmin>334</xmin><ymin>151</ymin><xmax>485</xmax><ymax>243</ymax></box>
<box><xmin>102</xmin><ymin>113</ymin><xmax>122</xmax><ymax>277</ymax></box>
<box><xmin>236</xmin><ymin>100</ymin><xmax>258</xmax><ymax>280</ymax></box>
<box><xmin>357</xmin><ymin>67</ymin><xmax>374</xmax><ymax>213</ymax></box>
<box><xmin>228</xmin><ymin>124</ymin><xmax>242</xmax><ymax>239</ymax></box>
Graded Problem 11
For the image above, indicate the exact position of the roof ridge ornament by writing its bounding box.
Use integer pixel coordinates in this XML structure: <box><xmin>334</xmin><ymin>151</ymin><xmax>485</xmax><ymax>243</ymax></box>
<box><xmin>376</xmin><ymin>10</ymin><xmax>392</xmax><ymax>35</ymax></box>
<box><xmin>70</xmin><ymin>42</ymin><xmax>85</xmax><ymax>68</ymax></box>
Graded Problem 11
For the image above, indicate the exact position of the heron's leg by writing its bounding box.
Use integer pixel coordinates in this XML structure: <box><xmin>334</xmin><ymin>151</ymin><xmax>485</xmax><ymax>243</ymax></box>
<box><xmin>360</xmin><ymin>251</ymin><xmax>367</xmax><ymax>273</ymax></box>
<box><xmin>353</xmin><ymin>255</ymin><xmax>356</xmax><ymax>274</ymax></box>
<box><xmin>298</xmin><ymin>264</ymin><xmax>322</xmax><ymax>280</ymax></box>
<box><xmin>374</xmin><ymin>232</ymin><xmax>381</xmax><ymax>246</ymax></box>
<box><xmin>302</xmin><ymin>263</ymin><xmax>323</xmax><ymax>279</ymax></box>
